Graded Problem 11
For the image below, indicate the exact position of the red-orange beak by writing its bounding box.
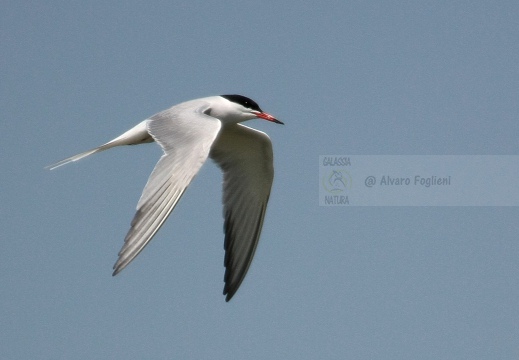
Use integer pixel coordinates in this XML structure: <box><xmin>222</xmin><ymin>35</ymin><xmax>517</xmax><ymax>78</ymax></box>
<box><xmin>254</xmin><ymin>111</ymin><xmax>284</xmax><ymax>125</ymax></box>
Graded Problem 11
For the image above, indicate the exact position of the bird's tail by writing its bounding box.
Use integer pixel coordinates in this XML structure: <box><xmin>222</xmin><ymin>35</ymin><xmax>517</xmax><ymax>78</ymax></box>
<box><xmin>45</xmin><ymin>120</ymin><xmax>153</xmax><ymax>170</ymax></box>
<box><xmin>45</xmin><ymin>144</ymin><xmax>114</xmax><ymax>170</ymax></box>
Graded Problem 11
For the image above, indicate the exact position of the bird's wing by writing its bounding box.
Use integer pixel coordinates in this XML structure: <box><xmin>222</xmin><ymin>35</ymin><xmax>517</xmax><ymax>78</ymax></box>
<box><xmin>210</xmin><ymin>124</ymin><xmax>274</xmax><ymax>301</ymax></box>
<box><xmin>113</xmin><ymin>102</ymin><xmax>221</xmax><ymax>275</ymax></box>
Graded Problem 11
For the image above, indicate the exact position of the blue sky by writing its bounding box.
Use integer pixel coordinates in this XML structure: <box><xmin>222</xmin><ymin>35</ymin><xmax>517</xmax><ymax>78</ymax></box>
<box><xmin>2</xmin><ymin>1</ymin><xmax>518</xmax><ymax>359</ymax></box>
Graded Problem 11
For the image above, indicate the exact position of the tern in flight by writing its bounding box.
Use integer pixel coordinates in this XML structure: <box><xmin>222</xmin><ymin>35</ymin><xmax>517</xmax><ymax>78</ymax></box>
<box><xmin>47</xmin><ymin>95</ymin><xmax>283</xmax><ymax>301</ymax></box>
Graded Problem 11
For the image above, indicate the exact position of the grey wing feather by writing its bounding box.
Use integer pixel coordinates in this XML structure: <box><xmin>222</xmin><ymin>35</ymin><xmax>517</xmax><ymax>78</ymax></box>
<box><xmin>210</xmin><ymin>124</ymin><xmax>274</xmax><ymax>301</ymax></box>
<box><xmin>113</xmin><ymin>103</ymin><xmax>222</xmax><ymax>275</ymax></box>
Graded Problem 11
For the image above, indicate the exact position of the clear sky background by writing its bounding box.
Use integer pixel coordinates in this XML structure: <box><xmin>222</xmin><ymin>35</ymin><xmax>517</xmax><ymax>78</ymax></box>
<box><xmin>2</xmin><ymin>1</ymin><xmax>518</xmax><ymax>359</ymax></box>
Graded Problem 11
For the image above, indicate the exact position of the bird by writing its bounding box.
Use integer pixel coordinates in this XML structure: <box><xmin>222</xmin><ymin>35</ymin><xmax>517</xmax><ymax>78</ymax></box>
<box><xmin>47</xmin><ymin>95</ymin><xmax>283</xmax><ymax>301</ymax></box>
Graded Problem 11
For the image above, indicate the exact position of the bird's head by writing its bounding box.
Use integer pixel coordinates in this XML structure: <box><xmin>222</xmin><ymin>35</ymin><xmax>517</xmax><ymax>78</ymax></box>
<box><xmin>211</xmin><ymin>94</ymin><xmax>284</xmax><ymax>125</ymax></box>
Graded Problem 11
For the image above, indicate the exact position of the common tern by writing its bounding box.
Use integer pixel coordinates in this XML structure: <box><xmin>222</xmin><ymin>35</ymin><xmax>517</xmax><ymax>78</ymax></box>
<box><xmin>47</xmin><ymin>95</ymin><xmax>283</xmax><ymax>301</ymax></box>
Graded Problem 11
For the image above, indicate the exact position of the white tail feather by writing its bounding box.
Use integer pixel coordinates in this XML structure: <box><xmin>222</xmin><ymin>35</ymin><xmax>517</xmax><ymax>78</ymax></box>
<box><xmin>45</xmin><ymin>145</ymin><xmax>111</xmax><ymax>170</ymax></box>
<box><xmin>45</xmin><ymin>120</ymin><xmax>153</xmax><ymax>170</ymax></box>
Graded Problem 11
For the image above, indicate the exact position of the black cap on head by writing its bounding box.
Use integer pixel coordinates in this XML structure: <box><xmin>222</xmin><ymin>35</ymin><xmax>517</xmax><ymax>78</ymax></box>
<box><xmin>221</xmin><ymin>94</ymin><xmax>263</xmax><ymax>112</ymax></box>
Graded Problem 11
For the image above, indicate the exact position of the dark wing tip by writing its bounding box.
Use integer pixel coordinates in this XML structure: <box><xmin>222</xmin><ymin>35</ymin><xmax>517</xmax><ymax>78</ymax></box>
<box><xmin>224</xmin><ymin>288</ymin><xmax>236</xmax><ymax>302</ymax></box>
<box><xmin>223</xmin><ymin>281</ymin><xmax>241</xmax><ymax>302</ymax></box>
<box><xmin>221</xmin><ymin>204</ymin><xmax>267</xmax><ymax>302</ymax></box>
<box><xmin>112</xmin><ymin>267</ymin><xmax>120</xmax><ymax>277</ymax></box>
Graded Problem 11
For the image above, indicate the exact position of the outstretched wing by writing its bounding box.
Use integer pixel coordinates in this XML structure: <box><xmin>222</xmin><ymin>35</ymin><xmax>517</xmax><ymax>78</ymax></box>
<box><xmin>210</xmin><ymin>124</ymin><xmax>274</xmax><ymax>301</ymax></box>
<box><xmin>113</xmin><ymin>102</ymin><xmax>221</xmax><ymax>275</ymax></box>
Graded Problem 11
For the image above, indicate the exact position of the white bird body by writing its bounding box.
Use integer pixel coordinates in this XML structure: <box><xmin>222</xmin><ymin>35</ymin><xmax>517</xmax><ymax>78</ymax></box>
<box><xmin>48</xmin><ymin>95</ymin><xmax>283</xmax><ymax>301</ymax></box>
